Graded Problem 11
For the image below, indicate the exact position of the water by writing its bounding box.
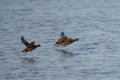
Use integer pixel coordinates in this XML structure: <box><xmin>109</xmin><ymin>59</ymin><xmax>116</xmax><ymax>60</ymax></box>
<box><xmin>1</xmin><ymin>0</ymin><xmax>120</xmax><ymax>80</ymax></box>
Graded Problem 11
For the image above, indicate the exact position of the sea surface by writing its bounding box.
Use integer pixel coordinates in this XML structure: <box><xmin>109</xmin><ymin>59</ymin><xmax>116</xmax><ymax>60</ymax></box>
<box><xmin>1</xmin><ymin>0</ymin><xmax>120</xmax><ymax>80</ymax></box>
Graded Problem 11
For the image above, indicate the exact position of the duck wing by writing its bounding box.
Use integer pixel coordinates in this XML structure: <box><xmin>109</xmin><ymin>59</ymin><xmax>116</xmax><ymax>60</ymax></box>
<box><xmin>61</xmin><ymin>32</ymin><xmax>68</xmax><ymax>39</ymax></box>
<box><xmin>21</xmin><ymin>36</ymin><xmax>31</xmax><ymax>47</ymax></box>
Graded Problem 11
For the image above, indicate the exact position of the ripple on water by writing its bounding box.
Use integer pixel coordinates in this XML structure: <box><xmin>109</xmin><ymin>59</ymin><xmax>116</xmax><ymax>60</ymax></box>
<box><xmin>1</xmin><ymin>0</ymin><xmax>120</xmax><ymax>80</ymax></box>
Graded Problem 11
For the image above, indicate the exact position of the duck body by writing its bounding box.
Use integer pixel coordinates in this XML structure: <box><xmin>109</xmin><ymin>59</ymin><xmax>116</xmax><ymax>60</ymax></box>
<box><xmin>61</xmin><ymin>38</ymin><xmax>79</xmax><ymax>47</ymax></box>
<box><xmin>21</xmin><ymin>36</ymin><xmax>41</xmax><ymax>53</ymax></box>
<box><xmin>22</xmin><ymin>44</ymin><xmax>40</xmax><ymax>53</ymax></box>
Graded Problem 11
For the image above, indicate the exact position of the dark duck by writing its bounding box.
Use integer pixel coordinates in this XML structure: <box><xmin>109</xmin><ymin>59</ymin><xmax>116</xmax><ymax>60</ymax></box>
<box><xmin>21</xmin><ymin>36</ymin><xmax>41</xmax><ymax>53</ymax></box>
<box><xmin>55</xmin><ymin>32</ymin><xmax>79</xmax><ymax>47</ymax></box>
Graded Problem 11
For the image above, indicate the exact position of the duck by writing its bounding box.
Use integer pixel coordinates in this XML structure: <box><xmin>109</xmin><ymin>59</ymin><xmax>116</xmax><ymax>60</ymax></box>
<box><xmin>61</xmin><ymin>38</ymin><xmax>79</xmax><ymax>47</ymax></box>
<box><xmin>55</xmin><ymin>32</ymin><xmax>68</xmax><ymax>46</ymax></box>
<box><xmin>55</xmin><ymin>32</ymin><xmax>79</xmax><ymax>47</ymax></box>
<box><xmin>21</xmin><ymin>36</ymin><xmax>41</xmax><ymax>53</ymax></box>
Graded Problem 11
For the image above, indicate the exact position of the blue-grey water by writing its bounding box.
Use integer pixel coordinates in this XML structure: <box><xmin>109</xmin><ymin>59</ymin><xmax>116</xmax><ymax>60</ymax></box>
<box><xmin>1</xmin><ymin>0</ymin><xmax>120</xmax><ymax>80</ymax></box>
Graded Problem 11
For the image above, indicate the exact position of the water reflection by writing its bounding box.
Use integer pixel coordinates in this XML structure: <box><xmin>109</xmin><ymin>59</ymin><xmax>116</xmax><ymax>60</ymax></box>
<box><xmin>56</xmin><ymin>49</ymin><xmax>73</xmax><ymax>54</ymax></box>
<box><xmin>21</xmin><ymin>57</ymin><xmax>36</xmax><ymax>63</ymax></box>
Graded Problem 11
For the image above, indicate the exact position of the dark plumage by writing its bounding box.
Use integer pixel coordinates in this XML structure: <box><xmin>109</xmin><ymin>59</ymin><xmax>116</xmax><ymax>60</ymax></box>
<box><xmin>61</xmin><ymin>38</ymin><xmax>79</xmax><ymax>47</ymax></box>
<box><xmin>21</xmin><ymin>36</ymin><xmax>41</xmax><ymax>53</ymax></box>
<box><xmin>55</xmin><ymin>32</ymin><xmax>79</xmax><ymax>47</ymax></box>
<box><xmin>55</xmin><ymin>32</ymin><xmax>68</xmax><ymax>46</ymax></box>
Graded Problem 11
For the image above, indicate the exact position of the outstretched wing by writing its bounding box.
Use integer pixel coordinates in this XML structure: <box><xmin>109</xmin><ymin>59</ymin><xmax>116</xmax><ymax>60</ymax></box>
<box><xmin>60</xmin><ymin>32</ymin><xmax>68</xmax><ymax>40</ymax></box>
<box><xmin>21</xmin><ymin>36</ymin><xmax>31</xmax><ymax>47</ymax></box>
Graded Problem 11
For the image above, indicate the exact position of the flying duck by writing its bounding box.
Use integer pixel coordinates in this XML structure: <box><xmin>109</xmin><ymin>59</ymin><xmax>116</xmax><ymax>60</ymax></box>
<box><xmin>21</xmin><ymin>36</ymin><xmax>41</xmax><ymax>53</ymax></box>
<box><xmin>55</xmin><ymin>32</ymin><xmax>79</xmax><ymax>47</ymax></box>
